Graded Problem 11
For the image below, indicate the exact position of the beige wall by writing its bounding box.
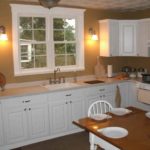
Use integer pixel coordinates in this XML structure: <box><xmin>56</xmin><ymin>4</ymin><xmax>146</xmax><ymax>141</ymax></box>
<box><xmin>0</xmin><ymin>0</ymin><xmax>150</xmax><ymax>83</ymax></box>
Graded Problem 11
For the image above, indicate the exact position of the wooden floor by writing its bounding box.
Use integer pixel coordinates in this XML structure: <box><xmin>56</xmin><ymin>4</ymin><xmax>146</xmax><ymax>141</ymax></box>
<box><xmin>13</xmin><ymin>132</ymin><xmax>90</xmax><ymax>150</ymax></box>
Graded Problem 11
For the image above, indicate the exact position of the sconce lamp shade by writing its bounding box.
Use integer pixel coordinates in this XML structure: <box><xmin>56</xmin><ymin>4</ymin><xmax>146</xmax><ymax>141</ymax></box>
<box><xmin>89</xmin><ymin>27</ymin><xmax>98</xmax><ymax>41</ymax></box>
<box><xmin>0</xmin><ymin>34</ymin><xmax>8</xmax><ymax>41</ymax></box>
<box><xmin>0</xmin><ymin>26</ymin><xmax>8</xmax><ymax>41</ymax></box>
<box><xmin>91</xmin><ymin>34</ymin><xmax>98</xmax><ymax>41</ymax></box>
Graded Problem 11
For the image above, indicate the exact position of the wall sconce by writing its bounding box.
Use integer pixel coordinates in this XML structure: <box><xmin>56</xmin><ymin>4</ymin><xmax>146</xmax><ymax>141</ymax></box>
<box><xmin>0</xmin><ymin>26</ymin><xmax>8</xmax><ymax>41</ymax></box>
<box><xmin>89</xmin><ymin>27</ymin><xmax>98</xmax><ymax>41</ymax></box>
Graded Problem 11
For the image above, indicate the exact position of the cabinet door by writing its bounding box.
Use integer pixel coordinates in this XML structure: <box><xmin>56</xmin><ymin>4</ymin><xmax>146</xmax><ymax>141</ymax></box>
<box><xmin>50</xmin><ymin>99</ymin><xmax>68</xmax><ymax>135</ymax></box>
<box><xmin>0</xmin><ymin>104</ymin><xmax>4</xmax><ymax>146</ymax></box>
<box><xmin>28</xmin><ymin>104</ymin><xmax>49</xmax><ymax>139</ymax></box>
<box><xmin>119</xmin><ymin>21</ymin><xmax>137</xmax><ymax>56</ymax></box>
<box><xmin>3</xmin><ymin>106</ymin><xmax>28</xmax><ymax>144</ymax></box>
<box><xmin>117</xmin><ymin>82</ymin><xmax>129</xmax><ymax>107</ymax></box>
<box><xmin>99</xmin><ymin>19</ymin><xmax>119</xmax><ymax>56</ymax></box>
<box><xmin>69</xmin><ymin>95</ymin><xmax>85</xmax><ymax>130</ymax></box>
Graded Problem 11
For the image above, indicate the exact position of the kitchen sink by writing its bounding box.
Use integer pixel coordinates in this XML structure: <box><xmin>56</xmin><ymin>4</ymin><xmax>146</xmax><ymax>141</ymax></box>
<box><xmin>42</xmin><ymin>82</ymin><xmax>82</xmax><ymax>91</ymax></box>
<box><xmin>84</xmin><ymin>80</ymin><xmax>105</xmax><ymax>84</ymax></box>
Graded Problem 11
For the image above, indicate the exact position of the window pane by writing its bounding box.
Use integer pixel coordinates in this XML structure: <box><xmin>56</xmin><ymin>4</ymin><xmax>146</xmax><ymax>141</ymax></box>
<box><xmin>21</xmin><ymin>57</ymin><xmax>34</xmax><ymax>69</ymax></box>
<box><xmin>34</xmin><ymin>30</ymin><xmax>45</xmax><ymax>41</ymax></box>
<box><xmin>55</xmin><ymin>44</ymin><xmax>65</xmax><ymax>54</ymax></box>
<box><xmin>35</xmin><ymin>44</ymin><xmax>46</xmax><ymax>55</ymax></box>
<box><xmin>33</xmin><ymin>17</ymin><xmax>45</xmax><ymax>29</ymax></box>
<box><xmin>53</xmin><ymin>18</ymin><xmax>65</xmax><ymax>29</ymax></box>
<box><xmin>54</xmin><ymin>30</ymin><xmax>64</xmax><ymax>41</ymax></box>
<box><xmin>20</xmin><ymin>30</ymin><xmax>32</xmax><ymax>40</ymax></box>
<box><xmin>55</xmin><ymin>55</ymin><xmax>65</xmax><ymax>66</ymax></box>
<box><xmin>66</xmin><ymin>43</ymin><xmax>76</xmax><ymax>54</ymax></box>
<box><xmin>64</xmin><ymin>19</ymin><xmax>75</xmax><ymax>30</ymax></box>
<box><xmin>67</xmin><ymin>55</ymin><xmax>76</xmax><ymax>65</ymax></box>
<box><xmin>35</xmin><ymin>56</ymin><xmax>47</xmax><ymax>67</ymax></box>
<box><xmin>20</xmin><ymin>17</ymin><xmax>32</xmax><ymax>29</ymax></box>
<box><xmin>65</xmin><ymin>29</ymin><xmax>75</xmax><ymax>41</ymax></box>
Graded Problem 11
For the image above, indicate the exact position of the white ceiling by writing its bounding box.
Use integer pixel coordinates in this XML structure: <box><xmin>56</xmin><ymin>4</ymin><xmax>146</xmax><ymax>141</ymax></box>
<box><xmin>11</xmin><ymin>0</ymin><xmax>150</xmax><ymax>11</ymax></box>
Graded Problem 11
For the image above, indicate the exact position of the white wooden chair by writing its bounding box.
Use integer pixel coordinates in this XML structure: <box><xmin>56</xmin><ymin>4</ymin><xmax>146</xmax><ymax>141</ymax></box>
<box><xmin>88</xmin><ymin>100</ymin><xmax>120</xmax><ymax>150</ymax></box>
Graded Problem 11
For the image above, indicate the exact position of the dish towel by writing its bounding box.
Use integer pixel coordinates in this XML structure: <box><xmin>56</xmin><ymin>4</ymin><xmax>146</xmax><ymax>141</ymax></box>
<box><xmin>115</xmin><ymin>85</ymin><xmax>121</xmax><ymax>107</ymax></box>
<box><xmin>137</xmin><ymin>88</ymin><xmax>150</xmax><ymax>104</ymax></box>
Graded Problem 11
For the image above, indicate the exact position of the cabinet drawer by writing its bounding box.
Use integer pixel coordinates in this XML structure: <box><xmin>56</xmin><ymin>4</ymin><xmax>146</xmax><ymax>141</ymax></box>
<box><xmin>2</xmin><ymin>94</ymin><xmax>47</xmax><ymax>108</ymax></box>
<box><xmin>2</xmin><ymin>97</ymin><xmax>26</xmax><ymax>107</ymax></box>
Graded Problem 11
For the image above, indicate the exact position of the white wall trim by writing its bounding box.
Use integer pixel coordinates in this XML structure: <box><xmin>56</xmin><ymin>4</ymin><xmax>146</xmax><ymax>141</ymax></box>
<box><xmin>10</xmin><ymin>4</ymin><xmax>86</xmax><ymax>76</ymax></box>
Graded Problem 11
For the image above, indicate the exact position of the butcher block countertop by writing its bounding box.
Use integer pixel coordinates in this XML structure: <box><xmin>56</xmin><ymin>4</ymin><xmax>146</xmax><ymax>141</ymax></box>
<box><xmin>0</xmin><ymin>77</ymin><xmax>140</xmax><ymax>100</ymax></box>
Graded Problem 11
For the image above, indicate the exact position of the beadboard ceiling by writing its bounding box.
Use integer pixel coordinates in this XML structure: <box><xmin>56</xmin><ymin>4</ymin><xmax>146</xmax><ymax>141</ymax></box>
<box><xmin>11</xmin><ymin>0</ymin><xmax>150</xmax><ymax>11</ymax></box>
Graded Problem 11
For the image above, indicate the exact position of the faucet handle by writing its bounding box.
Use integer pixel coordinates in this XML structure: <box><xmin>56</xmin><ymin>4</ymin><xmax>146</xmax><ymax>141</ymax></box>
<box><xmin>49</xmin><ymin>77</ymin><xmax>52</xmax><ymax>84</ymax></box>
<box><xmin>62</xmin><ymin>76</ymin><xmax>65</xmax><ymax>83</ymax></box>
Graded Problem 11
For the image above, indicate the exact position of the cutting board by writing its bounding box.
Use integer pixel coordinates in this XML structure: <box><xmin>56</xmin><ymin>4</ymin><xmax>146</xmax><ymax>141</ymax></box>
<box><xmin>94</xmin><ymin>56</ymin><xmax>105</xmax><ymax>77</ymax></box>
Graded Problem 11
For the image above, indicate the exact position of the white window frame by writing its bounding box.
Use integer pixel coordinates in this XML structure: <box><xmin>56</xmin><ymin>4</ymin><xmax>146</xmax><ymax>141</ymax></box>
<box><xmin>10</xmin><ymin>4</ymin><xmax>85</xmax><ymax>76</ymax></box>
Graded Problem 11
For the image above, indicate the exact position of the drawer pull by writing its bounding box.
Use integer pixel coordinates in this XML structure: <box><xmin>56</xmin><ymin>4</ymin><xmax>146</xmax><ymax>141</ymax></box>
<box><xmin>24</xmin><ymin>108</ymin><xmax>27</xmax><ymax>111</ymax></box>
<box><xmin>29</xmin><ymin>108</ymin><xmax>31</xmax><ymax>111</ymax></box>
<box><xmin>66</xmin><ymin>94</ymin><xmax>72</xmax><ymax>97</ymax></box>
<box><xmin>70</xmin><ymin>101</ymin><xmax>72</xmax><ymax>104</ymax></box>
<box><xmin>24</xmin><ymin>100</ymin><xmax>31</xmax><ymax>103</ymax></box>
<box><xmin>65</xmin><ymin>102</ymin><xmax>68</xmax><ymax>104</ymax></box>
<box><xmin>99</xmin><ymin>89</ymin><xmax>105</xmax><ymax>91</ymax></box>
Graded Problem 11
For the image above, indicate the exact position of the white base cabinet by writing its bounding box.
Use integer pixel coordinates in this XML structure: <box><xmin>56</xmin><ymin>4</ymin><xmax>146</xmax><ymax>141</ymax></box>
<box><xmin>85</xmin><ymin>84</ymin><xmax>116</xmax><ymax>113</ymax></box>
<box><xmin>48</xmin><ymin>89</ymin><xmax>85</xmax><ymax>136</ymax></box>
<box><xmin>2</xmin><ymin>94</ymin><xmax>49</xmax><ymax>146</ymax></box>
<box><xmin>1</xmin><ymin>81</ymin><xmax>149</xmax><ymax>150</ymax></box>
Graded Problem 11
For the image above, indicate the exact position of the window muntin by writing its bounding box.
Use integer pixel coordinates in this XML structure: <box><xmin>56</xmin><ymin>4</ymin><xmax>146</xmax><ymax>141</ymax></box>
<box><xmin>53</xmin><ymin>18</ymin><xmax>76</xmax><ymax>66</ymax></box>
<box><xmin>19</xmin><ymin>17</ymin><xmax>47</xmax><ymax>69</ymax></box>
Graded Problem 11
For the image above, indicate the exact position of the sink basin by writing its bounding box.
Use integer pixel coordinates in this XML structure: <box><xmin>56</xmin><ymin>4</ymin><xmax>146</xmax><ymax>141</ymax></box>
<box><xmin>84</xmin><ymin>80</ymin><xmax>105</xmax><ymax>84</ymax></box>
<box><xmin>43</xmin><ymin>82</ymin><xmax>81</xmax><ymax>91</ymax></box>
<box><xmin>98</xmin><ymin>127</ymin><xmax>128</xmax><ymax>139</ymax></box>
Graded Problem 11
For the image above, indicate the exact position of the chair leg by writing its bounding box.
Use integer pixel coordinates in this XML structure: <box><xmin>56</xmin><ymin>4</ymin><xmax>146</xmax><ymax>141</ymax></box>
<box><xmin>90</xmin><ymin>143</ymin><xmax>95</xmax><ymax>150</ymax></box>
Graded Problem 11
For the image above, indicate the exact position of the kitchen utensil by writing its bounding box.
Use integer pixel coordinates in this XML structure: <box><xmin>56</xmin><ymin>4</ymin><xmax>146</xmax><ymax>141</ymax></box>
<box><xmin>0</xmin><ymin>72</ymin><xmax>6</xmax><ymax>91</ymax></box>
<box><xmin>142</xmin><ymin>74</ymin><xmax>150</xmax><ymax>83</ymax></box>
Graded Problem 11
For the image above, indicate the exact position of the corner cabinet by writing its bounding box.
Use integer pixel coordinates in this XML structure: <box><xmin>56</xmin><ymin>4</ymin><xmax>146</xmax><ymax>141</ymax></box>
<box><xmin>2</xmin><ymin>94</ymin><xmax>49</xmax><ymax>145</ymax></box>
<box><xmin>99</xmin><ymin>19</ymin><xmax>138</xmax><ymax>56</ymax></box>
<box><xmin>48</xmin><ymin>89</ymin><xmax>85</xmax><ymax>137</ymax></box>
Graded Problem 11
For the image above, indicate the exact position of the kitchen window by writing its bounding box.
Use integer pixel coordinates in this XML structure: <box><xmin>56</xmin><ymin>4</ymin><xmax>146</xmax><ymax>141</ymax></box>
<box><xmin>11</xmin><ymin>4</ymin><xmax>85</xmax><ymax>76</ymax></box>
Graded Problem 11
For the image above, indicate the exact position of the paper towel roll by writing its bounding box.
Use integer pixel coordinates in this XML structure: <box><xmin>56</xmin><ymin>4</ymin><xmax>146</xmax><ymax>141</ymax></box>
<box><xmin>107</xmin><ymin>65</ymin><xmax>113</xmax><ymax>77</ymax></box>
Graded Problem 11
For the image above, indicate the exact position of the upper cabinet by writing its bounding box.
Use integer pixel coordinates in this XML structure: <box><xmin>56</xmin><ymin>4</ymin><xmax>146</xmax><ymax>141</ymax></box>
<box><xmin>119</xmin><ymin>20</ymin><xmax>138</xmax><ymax>56</ymax></box>
<box><xmin>138</xmin><ymin>19</ymin><xmax>150</xmax><ymax>57</ymax></box>
<box><xmin>99</xmin><ymin>19</ymin><xmax>119</xmax><ymax>56</ymax></box>
<box><xmin>99</xmin><ymin>19</ymin><xmax>141</xmax><ymax>57</ymax></box>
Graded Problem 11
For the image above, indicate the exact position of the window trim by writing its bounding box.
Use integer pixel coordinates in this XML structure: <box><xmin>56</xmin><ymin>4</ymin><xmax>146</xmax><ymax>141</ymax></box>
<box><xmin>10</xmin><ymin>4</ymin><xmax>85</xmax><ymax>76</ymax></box>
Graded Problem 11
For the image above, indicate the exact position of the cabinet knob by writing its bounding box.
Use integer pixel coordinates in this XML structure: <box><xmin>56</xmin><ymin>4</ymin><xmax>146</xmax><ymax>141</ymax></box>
<box><xmin>65</xmin><ymin>102</ymin><xmax>68</xmax><ymax>104</ymax></box>
<box><xmin>24</xmin><ymin>108</ymin><xmax>27</xmax><ymax>111</ymax></box>
<box><xmin>70</xmin><ymin>101</ymin><xmax>72</xmax><ymax>104</ymax></box>
<box><xmin>29</xmin><ymin>108</ymin><xmax>31</xmax><ymax>111</ymax></box>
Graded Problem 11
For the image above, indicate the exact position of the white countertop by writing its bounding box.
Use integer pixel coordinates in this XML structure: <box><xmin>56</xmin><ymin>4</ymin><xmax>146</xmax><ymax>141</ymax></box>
<box><xmin>0</xmin><ymin>77</ymin><xmax>139</xmax><ymax>100</ymax></box>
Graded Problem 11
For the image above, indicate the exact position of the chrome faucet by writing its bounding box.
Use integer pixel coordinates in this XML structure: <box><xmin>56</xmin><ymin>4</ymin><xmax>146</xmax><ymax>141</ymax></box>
<box><xmin>49</xmin><ymin>68</ymin><xmax>61</xmax><ymax>84</ymax></box>
<box><xmin>54</xmin><ymin>68</ymin><xmax>60</xmax><ymax>83</ymax></box>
